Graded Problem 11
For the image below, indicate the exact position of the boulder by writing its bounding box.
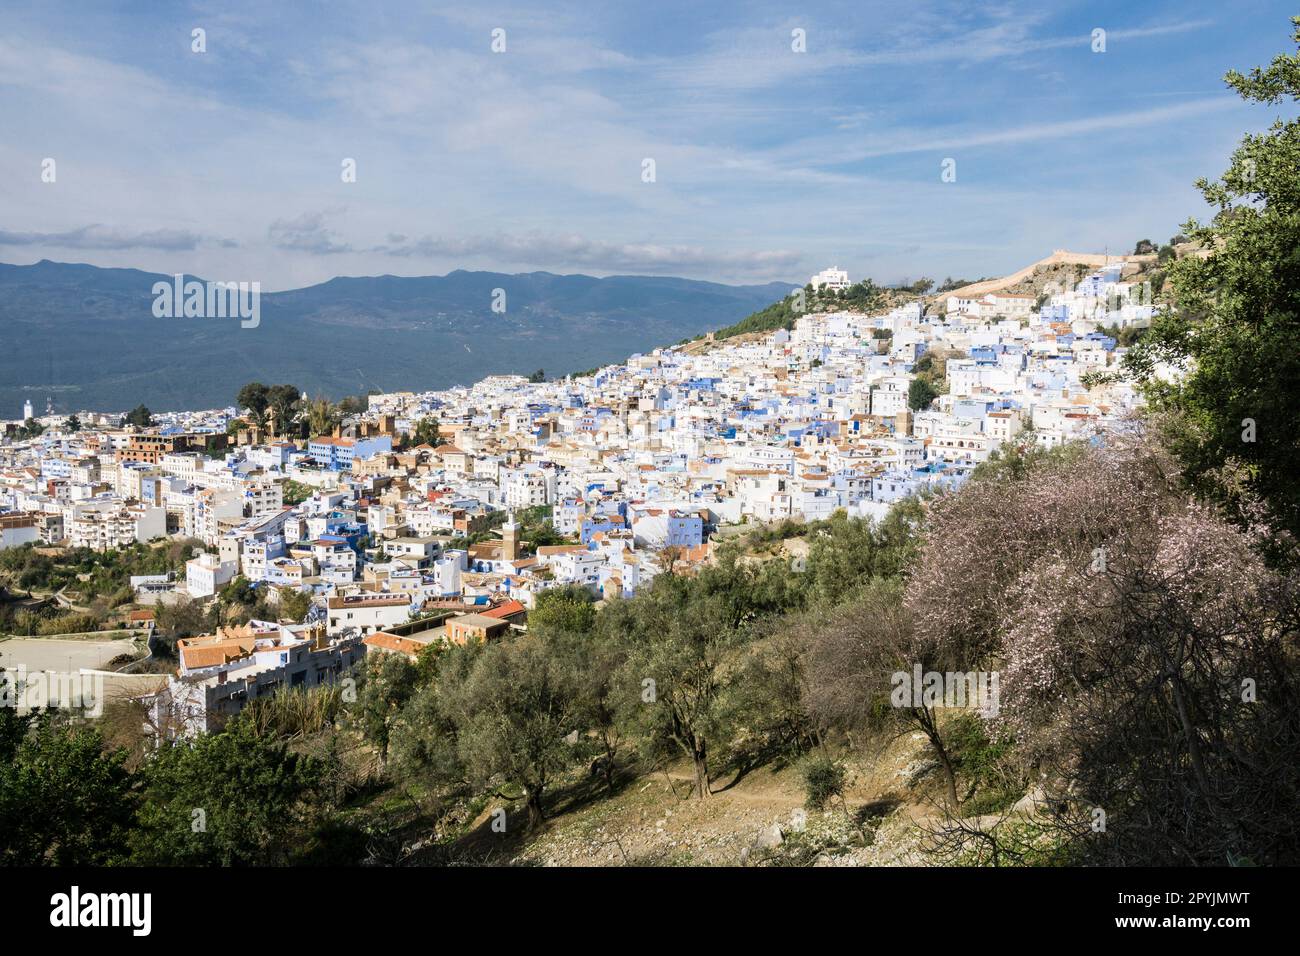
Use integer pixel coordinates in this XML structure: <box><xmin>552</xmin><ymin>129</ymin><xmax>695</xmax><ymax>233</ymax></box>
<box><xmin>753</xmin><ymin>822</ymin><xmax>784</xmax><ymax>851</ymax></box>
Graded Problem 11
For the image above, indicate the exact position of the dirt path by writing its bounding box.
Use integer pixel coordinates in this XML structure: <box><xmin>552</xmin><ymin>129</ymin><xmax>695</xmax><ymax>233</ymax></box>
<box><xmin>660</xmin><ymin>769</ymin><xmax>805</xmax><ymax>807</ymax></box>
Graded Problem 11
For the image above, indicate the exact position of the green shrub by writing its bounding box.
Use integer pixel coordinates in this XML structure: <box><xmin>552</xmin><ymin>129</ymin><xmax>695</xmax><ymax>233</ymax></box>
<box><xmin>802</xmin><ymin>754</ymin><xmax>847</xmax><ymax>810</ymax></box>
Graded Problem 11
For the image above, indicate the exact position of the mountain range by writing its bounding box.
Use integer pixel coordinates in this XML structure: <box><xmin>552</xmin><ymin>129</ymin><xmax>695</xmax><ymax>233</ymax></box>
<box><xmin>0</xmin><ymin>260</ymin><xmax>794</xmax><ymax>416</ymax></box>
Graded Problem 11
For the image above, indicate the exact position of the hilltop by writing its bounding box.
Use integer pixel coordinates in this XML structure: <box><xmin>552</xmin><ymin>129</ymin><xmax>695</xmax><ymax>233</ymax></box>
<box><xmin>675</xmin><ymin>246</ymin><xmax>1178</xmax><ymax>362</ymax></box>
<box><xmin>928</xmin><ymin>249</ymin><xmax>1157</xmax><ymax>302</ymax></box>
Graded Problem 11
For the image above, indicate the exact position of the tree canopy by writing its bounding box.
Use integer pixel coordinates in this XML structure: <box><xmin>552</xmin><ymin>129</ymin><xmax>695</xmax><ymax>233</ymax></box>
<box><xmin>1125</xmin><ymin>17</ymin><xmax>1300</xmax><ymax>543</ymax></box>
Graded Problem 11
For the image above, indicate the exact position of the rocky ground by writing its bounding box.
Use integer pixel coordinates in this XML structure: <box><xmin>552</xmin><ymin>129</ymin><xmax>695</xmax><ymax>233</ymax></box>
<box><xmin>474</xmin><ymin>727</ymin><xmax>960</xmax><ymax>867</ymax></box>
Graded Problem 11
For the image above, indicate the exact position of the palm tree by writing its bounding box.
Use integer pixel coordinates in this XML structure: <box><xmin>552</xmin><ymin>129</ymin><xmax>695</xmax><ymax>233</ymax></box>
<box><xmin>305</xmin><ymin>395</ymin><xmax>340</xmax><ymax>437</ymax></box>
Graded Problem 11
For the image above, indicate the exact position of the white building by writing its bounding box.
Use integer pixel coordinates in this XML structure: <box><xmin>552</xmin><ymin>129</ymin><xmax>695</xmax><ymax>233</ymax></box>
<box><xmin>149</xmin><ymin>621</ymin><xmax>366</xmax><ymax>737</ymax></box>
<box><xmin>810</xmin><ymin>267</ymin><xmax>851</xmax><ymax>291</ymax></box>
<box><xmin>325</xmin><ymin>593</ymin><xmax>413</xmax><ymax>636</ymax></box>
<box><xmin>0</xmin><ymin>514</ymin><xmax>40</xmax><ymax>549</ymax></box>
<box><xmin>69</xmin><ymin>502</ymin><xmax>166</xmax><ymax>550</ymax></box>
<box><xmin>186</xmin><ymin>551</ymin><xmax>238</xmax><ymax>598</ymax></box>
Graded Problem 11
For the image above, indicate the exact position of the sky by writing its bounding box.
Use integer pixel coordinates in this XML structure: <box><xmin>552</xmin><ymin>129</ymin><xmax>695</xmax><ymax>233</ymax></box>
<box><xmin>0</xmin><ymin>0</ymin><xmax>1295</xmax><ymax>290</ymax></box>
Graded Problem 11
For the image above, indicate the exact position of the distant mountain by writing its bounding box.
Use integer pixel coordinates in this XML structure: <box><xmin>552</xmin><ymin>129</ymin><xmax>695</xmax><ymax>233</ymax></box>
<box><xmin>0</xmin><ymin>260</ymin><xmax>795</xmax><ymax>415</ymax></box>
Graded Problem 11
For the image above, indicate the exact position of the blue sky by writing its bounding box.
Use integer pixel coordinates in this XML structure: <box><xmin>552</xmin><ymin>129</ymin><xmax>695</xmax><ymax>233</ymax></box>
<box><xmin>0</xmin><ymin>0</ymin><xmax>1294</xmax><ymax>290</ymax></box>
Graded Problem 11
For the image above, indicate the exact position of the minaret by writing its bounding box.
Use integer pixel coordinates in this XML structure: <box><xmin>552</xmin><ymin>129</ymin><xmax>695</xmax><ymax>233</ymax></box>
<box><xmin>501</xmin><ymin>511</ymin><xmax>520</xmax><ymax>562</ymax></box>
<box><xmin>22</xmin><ymin>399</ymin><xmax>33</xmax><ymax>421</ymax></box>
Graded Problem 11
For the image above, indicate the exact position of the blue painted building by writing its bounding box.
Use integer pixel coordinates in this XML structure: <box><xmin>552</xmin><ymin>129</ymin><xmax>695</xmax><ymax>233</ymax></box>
<box><xmin>666</xmin><ymin>511</ymin><xmax>705</xmax><ymax>549</ymax></box>
<box><xmin>307</xmin><ymin>434</ymin><xmax>393</xmax><ymax>470</ymax></box>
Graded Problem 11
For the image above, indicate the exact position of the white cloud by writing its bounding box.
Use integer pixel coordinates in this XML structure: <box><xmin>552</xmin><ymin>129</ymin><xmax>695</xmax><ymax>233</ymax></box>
<box><xmin>0</xmin><ymin>224</ymin><xmax>226</xmax><ymax>251</ymax></box>
<box><xmin>268</xmin><ymin>211</ymin><xmax>352</xmax><ymax>255</ymax></box>
<box><xmin>372</xmin><ymin>231</ymin><xmax>803</xmax><ymax>275</ymax></box>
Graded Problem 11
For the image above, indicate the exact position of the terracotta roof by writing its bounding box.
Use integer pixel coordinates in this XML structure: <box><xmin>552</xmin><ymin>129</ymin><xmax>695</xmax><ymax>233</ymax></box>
<box><xmin>536</xmin><ymin>545</ymin><xmax>588</xmax><ymax>556</ymax></box>
<box><xmin>681</xmin><ymin>543</ymin><xmax>711</xmax><ymax>562</ymax></box>
<box><xmin>482</xmin><ymin>599</ymin><xmax>526</xmax><ymax>620</ymax></box>
<box><xmin>177</xmin><ymin>633</ymin><xmax>258</xmax><ymax>670</ymax></box>
<box><xmin>363</xmin><ymin>632</ymin><xmax>427</xmax><ymax>658</ymax></box>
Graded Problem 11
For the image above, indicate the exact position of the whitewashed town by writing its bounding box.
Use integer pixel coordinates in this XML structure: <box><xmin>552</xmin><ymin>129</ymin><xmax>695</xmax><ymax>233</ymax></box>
<box><xmin>0</xmin><ymin>255</ymin><xmax>1161</xmax><ymax>733</ymax></box>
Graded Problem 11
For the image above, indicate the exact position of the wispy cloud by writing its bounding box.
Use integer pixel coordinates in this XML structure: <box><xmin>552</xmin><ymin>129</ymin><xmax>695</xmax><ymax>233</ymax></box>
<box><xmin>789</xmin><ymin>97</ymin><xmax>1243</xmax><ymax>165</ymax></box>
<box><xmin>849</xmin><ymin>18</ymin><xmax>1215</xmax><ymax>67</ymax></box>
<box><xmin>373</xmin><ymin>231</ymin><xmax>802</xmax><ymax>275</ymax></box>
<box><xmin>0</xmin><ymin>224</ymin><xmax>227</xmax><ymax>251</ymax></box>
<box><xmin>268</xmin><ymin>212</ymin><xmax>352</xmax><ymax>255</ymax></box>
<box><xmin>633</xmin><ymin>15</ymin><xmax>1214</xmax><ymax>91</ymax></box>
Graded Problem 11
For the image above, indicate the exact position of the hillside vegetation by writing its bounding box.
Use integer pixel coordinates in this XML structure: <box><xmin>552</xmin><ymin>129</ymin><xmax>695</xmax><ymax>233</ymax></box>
<box><xmin>712</xmin><ymin>278</ymin><xmax>891</xmax><ymax>340</ymax></box>
<box><xmin>7</xmin><ymin>420</ymin><xmax>1300</xmax><ymax>867</ymax></box>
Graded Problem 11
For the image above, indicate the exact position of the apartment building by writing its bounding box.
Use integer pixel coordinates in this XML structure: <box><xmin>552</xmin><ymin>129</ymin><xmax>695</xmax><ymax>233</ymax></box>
<box><xmin>149</xmin><ymin>622</ymin><xmax>366</xmax><ymax>737</ymax></box>
<box><xmin>69</xmin><ymin>502</ymin><xmax>165</xmax><ymax>550</ymax></box>
<box><xmin>325</xmin><ymin>593</ymin><xmax>412</xmax><ymax>636</ymax></box>
<box><xmin>186</xmin><ymin>551</ymin><xmax>238</xmax><ymax>598</ymax></box>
